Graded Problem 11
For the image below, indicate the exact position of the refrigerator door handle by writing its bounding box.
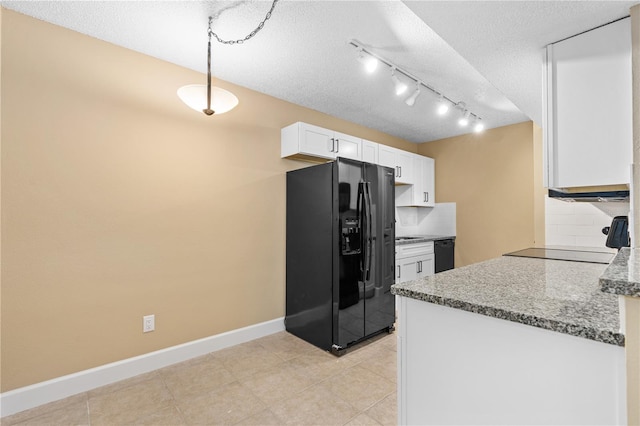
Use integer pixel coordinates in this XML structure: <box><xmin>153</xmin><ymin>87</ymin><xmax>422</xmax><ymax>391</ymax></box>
<box><xmin>357</xmin><ymin>182</ymin><xmax>366</xmax><ymax>277</ymax></box>
<box><xmin>364</xmin><ymin>182</ymin><xmax>373</xmax><ymax>281</ymax></box>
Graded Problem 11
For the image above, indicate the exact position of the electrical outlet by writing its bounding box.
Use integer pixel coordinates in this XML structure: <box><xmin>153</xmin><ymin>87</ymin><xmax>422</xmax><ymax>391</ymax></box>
<box><xmin>143</xmin><ymin>314</ymin><xmax>155</xmax><ymax>333</ymax></box>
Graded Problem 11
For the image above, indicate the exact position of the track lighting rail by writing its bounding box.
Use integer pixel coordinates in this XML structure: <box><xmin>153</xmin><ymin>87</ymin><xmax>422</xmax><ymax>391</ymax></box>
<box><xmin>349</xmin><ymin>39</ymin><xmax>484</xmax><ymax>131</ymax></box>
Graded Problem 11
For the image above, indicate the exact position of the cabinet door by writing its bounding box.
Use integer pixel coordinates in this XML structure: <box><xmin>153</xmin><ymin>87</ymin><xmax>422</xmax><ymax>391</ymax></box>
<box><xmin>396</xmin><ymin>256</ymin><xmax>418</xmax><ymax>284</ymax></box>
<box><xmin>334</xmin><ymin>131</ymin><xmax>362</xmax><ymax>161</ymax></box>
<box><xmin>544</xmin><ymin>18</ymin><xmax>632</xmax><ymax>187</ymax></box>
<box><xmin>378</xmin><ymin>145</ymin><xmax>397</xmax><ymax>169</ymax></box>
<box><xmin>420</xmin><ymin>156</ymin><xmax>435</xmax><ymax>207</ymax></box>
<box><xmin>395</xmin><ymin>155</ymin><xmax>435</xmax><ymax>207</ymax></box>
<box><xmin>378</xmin><ymin>145</ymin><xmax>414</xmax><ymax>184</ymax></box>
<box><xmin>395</xmin><ymin>150</ymin><xmax>414</xmax><ymax>185</ymax></box>
<box><xmin>416</xmin><ymin>254</ymin><xmax>435</xmax><ymax>279</ymax></box>
<box><xmin>299</xmin><ymin>123</ymin><xmax>337</xmax><ymax>160</ymax></box>
<box><xmin>362</xmin><ymin>140</ymin><xmax>378</xmax><ymax>164</ymax></box>
<box><xmin>411</xmin><ymin>155</ymin><xmax>434</xmax><ymax>207</ymax></box>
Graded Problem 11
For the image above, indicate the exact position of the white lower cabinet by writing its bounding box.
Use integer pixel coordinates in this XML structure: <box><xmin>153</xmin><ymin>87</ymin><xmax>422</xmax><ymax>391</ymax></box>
<box><xmin>396</xmin><ymin>242</ymin><xmax>434</xmax><ymax>284</ymax></box>
<box><xmin>397</xmin><ymin>297</ymin><xmax>626</xmax><ymax>425</ymax></box>
<box><xmin>397</xmin><ymin>254</ymin><xmax>434</xmax><ymax>282</ymax></box>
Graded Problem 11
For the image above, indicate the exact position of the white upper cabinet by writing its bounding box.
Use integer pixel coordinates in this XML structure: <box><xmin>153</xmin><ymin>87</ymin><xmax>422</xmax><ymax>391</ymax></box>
<box><xmin>413</xmin><ymin>155</ymin><xmax>435</xmax><ymax>207</ymax></box>
<box><xmin>378</xmin><ymin>145</ymin><xmax>414</xmax><ymax>184</ymax></box>
<box><xmin>281</xmin><ymin>122</ymin><xmax>362</xmax><ymax>161</ymax></box>
<box><xmin>282</xmin><ymin>122</ymin><xmax>436</xmax><ymax>207</ymax></box>
<box><xmin>362</xmin><ymin>139</ymin><xmax>378</xmax><ymax>164</ymax></box>
<box><xmin>332</xmin><ymin>131</ymin><xmax>362</xmax><ymax>161</ymax></box>
<box><xmin>544</xmin><ymin>18</ymin><xmax>632</xmax><ymax>188</ymax></box>
<box><xmin>396</xmin><ymin>154</ymin><xmax>435</xmax><ymax>207</ymax></box>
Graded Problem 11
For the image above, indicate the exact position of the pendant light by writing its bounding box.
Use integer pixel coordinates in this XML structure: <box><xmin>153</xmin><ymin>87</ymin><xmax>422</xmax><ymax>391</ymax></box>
<box><xmin>178</xmin><ymin>1</ymin><xmax>278</xmax><ymax>116</ymax></box>
<box><xmin>178</xmin><ymin>17</ymin><xmax>238</xmax><ymax>115</ymax></box>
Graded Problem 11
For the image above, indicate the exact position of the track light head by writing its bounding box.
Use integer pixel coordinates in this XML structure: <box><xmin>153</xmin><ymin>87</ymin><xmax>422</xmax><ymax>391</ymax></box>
<box><xmin>437</xmin><ymin>95</ymin><xmax>449</xmax><ymax>115</ymax></box>
<box><xmin>357</xmin><ymin>49</ymin><xmax>379</xmax><ymax>74</ymax></box>
<box><xmin>474</xmin><ymin>118</ymin><xmax>485</xmax><ymax>133</ymax></box>
<box><xmin>405</xmin><ymin>86</ymin><xmax>421</xmax><ymax>106</ymax></box>
<box><xmin>391</xmin><ymin>68</ymin><xmax>408</xmax><ymax>96</ymax></box>
<box><xmin>458</xmin><ymin>110</ymin><xmax>470</xmax><ymax>127</ymax></box>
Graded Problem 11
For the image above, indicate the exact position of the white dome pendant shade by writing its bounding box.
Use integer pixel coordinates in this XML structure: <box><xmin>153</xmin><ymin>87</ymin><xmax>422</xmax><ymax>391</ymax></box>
<box><xmin>177</xmin><ymin>4</ymin><xmax>278</xmax><ymax>116</ymax></box>
<box><xmin>177</xmin><ymin>84</ymin><xmax>239</xmax><ymax>115</ymax></box>
<box><xmin>177</xmin><ymin>16</ymin><xmax>239</xmax><ymax>116</ymax></box>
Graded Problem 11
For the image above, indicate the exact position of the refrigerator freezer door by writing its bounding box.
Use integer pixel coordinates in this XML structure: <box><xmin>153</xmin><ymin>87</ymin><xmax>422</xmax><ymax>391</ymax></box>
<box><xmin>285</xmin><ymin>162</ymin><xmax>335</xmax><ymax>350</ymax></box>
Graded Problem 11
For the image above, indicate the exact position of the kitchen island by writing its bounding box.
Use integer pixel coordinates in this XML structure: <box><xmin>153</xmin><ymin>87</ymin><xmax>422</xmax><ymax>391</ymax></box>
<box><xmin>391</xmin><ymin>255</ymin><xmax>626</xmax><ymax>425</ymax></box>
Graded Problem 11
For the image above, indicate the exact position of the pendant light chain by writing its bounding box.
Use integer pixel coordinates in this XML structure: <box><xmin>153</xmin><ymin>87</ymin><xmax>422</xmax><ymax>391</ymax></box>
<box><xmin>208</xmin><ymin>0</ymin><xmax>279</xmax><ymax>45</ymax></box>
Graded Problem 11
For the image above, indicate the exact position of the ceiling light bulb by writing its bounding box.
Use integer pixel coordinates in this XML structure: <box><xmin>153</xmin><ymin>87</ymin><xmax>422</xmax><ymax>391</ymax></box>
<box><xmin>437</xmin><ymin>95</ymin><xmax>449</xmax><ymax>115</ymax></box>
<box><xmin>405</xmin><ymin>86</ymin><xmax>421</xmax><ymax>106</ymax></box>
<box><xmin>177</xmin><ymin>85</ymin><xmax>239</xmax><ymax>115</ymax></box>
<box><xmin>391</xmin><ymin>69</ymin><xmax>408</xmax><ymax>96</ymax></box>
<box><xmin>474</xmin><ymin>119</ymin><xmax>485</xmax><ymax>133</ymax></box>
<box><xmin>357</xmin><ymin>49</ymin><xmax>379</xmax><ymax>74</ymax></box>
<box><xmin>458</xmin><ymin>110</ymin><xmax>470</xmax><ymax>127</ymax></box>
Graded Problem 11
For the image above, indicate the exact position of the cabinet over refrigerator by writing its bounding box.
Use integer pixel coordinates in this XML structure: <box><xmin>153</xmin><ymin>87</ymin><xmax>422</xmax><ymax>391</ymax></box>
<box><xmin>285</xmin><ymin>158</ymin><xmax>396</xmax><ymax>354</ymax></box>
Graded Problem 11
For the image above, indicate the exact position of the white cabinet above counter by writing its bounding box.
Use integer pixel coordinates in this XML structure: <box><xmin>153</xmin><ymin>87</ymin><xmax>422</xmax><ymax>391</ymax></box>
<box><xmin>543</xmin><ymin>17</ymin><xmax>632</xmax><ymax>188</ymax></box>
<box><xmin>378</xmin><ymin>144</ymin><xmax>414</xmax><ymax>185</ymax></box>
<box><xmin>396</xmin><ymin>155</ymin><xmax>435</xmax><ymax>207</ymax></box>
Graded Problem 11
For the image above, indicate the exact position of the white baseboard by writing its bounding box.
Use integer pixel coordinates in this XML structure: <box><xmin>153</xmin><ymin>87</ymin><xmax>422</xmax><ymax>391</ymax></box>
<box><xmin>0</xmin><ymin>317</ymin><xmax>285</xmax><ymax>418</ymax></box>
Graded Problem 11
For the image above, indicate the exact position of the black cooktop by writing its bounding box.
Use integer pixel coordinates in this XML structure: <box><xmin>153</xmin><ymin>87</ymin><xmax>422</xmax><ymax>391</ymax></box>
<box><xmin>504</xmin><ymin>248</ymin><xmax>615</xmax><ymax>264</ymax></box>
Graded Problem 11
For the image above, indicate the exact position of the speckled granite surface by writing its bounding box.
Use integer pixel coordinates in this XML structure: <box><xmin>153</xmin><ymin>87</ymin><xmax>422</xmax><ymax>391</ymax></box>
<box><xmin>391</xmin><ymin>256</ymin><xmax>624</xmax><ymax>346</ymax></box>
<box><xmin>600</xmin><ymin>247</ymin><xmax>640</xmax><ymax>297</ymax></box>
<box><xmin>395</xmin><ymin>235</ymin><xmax>455</xmax><ymax>245</ymax></box>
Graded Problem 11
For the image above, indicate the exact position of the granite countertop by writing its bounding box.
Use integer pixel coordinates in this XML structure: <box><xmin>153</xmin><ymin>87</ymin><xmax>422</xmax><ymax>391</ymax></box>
<box><xmin>395</xmin><ymin>235</ymin><xmax>455</xmax><ymax>245</ymax></box>
<box><xmin>600</xmin><ymin>247</ymin><xmax>640</xmax><ymax>297</ymax></box>
<box><xmin>391</xmin><ymin>256</ymin><xmax>624</xmax><ymax>346</ymax></box>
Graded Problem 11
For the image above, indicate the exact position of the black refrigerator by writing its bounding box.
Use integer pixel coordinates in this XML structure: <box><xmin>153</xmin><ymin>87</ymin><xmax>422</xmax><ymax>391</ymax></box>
<box><xmin>285</xmin><ymin>157</ymin><xmax>396</xmax><ymax>354</ymax></box>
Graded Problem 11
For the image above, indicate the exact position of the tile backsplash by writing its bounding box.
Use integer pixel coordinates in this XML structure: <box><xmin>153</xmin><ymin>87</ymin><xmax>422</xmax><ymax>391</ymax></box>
<box><xmin>545</xmin><ymin>196</ymin><xmax>629</xmax><ymax>249</ymax></box>
<box><xmin>396</xmin><ymin>203</ymin><xmax>456</xmax><ymax>237</ymax></box>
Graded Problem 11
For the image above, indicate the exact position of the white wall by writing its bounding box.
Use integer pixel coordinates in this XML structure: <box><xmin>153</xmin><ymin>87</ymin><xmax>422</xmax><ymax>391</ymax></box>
<box><xmin>545</xmin><ymin>196</ymin><xmax>630</xmax><ymax>249</ymax></box>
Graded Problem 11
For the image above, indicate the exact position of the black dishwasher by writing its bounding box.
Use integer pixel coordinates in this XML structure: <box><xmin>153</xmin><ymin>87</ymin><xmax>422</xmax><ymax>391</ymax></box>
<box><xmin>434</xmin><ymin>239</ymin><xmax>455</xmax><ymax>273</ymax></box>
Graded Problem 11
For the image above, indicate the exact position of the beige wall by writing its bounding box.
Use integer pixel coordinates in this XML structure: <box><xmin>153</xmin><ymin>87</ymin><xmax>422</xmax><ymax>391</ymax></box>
<box><xmin>0</xmin><ymin>9</ymin><xmax>415</xmax><ymax>392</ymax></box>
<box><xmin>418</xmin><ymin>121</ymin><xmax>542</xmax><ymax>267</ymax></box>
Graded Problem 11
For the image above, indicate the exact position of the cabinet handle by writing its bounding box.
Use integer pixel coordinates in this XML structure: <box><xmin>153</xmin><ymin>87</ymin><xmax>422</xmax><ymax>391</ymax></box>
<box><xmin>398</xmin><ymin>166</ymin><xmax>402</xmax><ymax>178</ymax></box>
<box><xmin>336</xmin><ymin>139</ymin><xmax>340</xmax><ymax>153</ymax></box>
<box><xmin>397</xmin><ymin>265</ymin><xmax>401</xmax><ymax>279</ymax></box>
<box><xmin>419</xmin><ymin>261</ymin><xmax>423</xmax><ymax>273</ymax></box>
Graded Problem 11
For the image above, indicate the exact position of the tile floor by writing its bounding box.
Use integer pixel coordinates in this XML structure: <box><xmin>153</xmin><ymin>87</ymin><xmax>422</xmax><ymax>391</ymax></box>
<box><xmin>2</xmin><ymin>331</ymin><xmax>397</xmax><ymax>426</ymax></box>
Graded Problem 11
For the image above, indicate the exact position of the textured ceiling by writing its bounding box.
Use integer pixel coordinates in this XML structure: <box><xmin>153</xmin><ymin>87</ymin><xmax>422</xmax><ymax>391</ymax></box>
<box><xmin>2</xmin><ymin>1</ymin><xmax>637</xmax><ymax>143</ymax></box>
